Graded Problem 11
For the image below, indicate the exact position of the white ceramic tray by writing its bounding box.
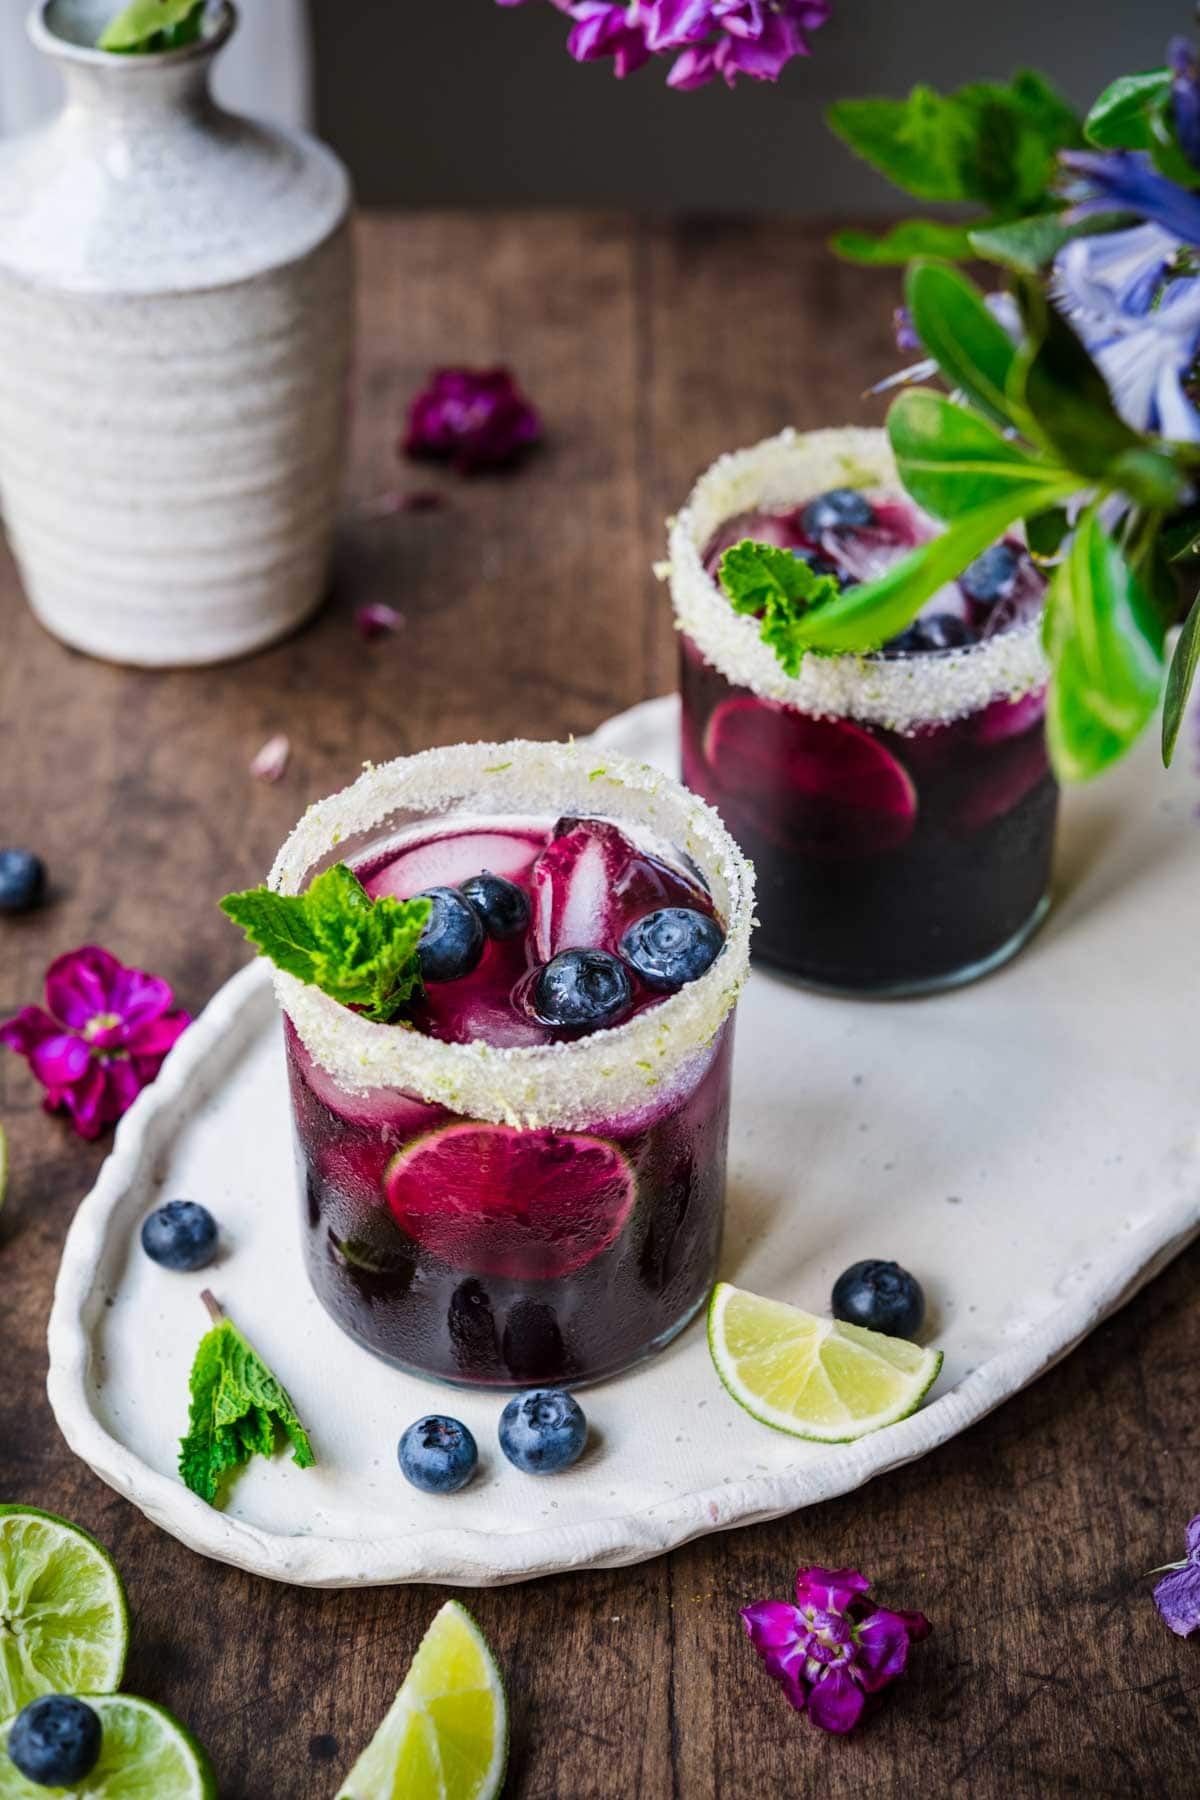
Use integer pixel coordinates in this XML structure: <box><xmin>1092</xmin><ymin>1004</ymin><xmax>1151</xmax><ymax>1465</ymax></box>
<box><xmin>47</xmin><ymin>696</ymin><xmax>1200</xmax><ymax>1588</ymax></box>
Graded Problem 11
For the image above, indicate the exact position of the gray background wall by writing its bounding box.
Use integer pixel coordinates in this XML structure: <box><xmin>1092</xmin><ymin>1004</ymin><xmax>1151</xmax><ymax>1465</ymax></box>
<box><xmin>311</xmin><ymin>0</ymin><xmax>1182</xmax><ymax>211</ymax></box>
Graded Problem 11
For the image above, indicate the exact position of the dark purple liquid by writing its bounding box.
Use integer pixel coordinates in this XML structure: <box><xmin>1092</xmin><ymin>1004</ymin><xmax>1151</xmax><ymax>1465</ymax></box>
<box><xmin>287</xmin><ymin>818</ymin><xmax>734</xmax><ymax>1386</ymax></box>
<box><xmin>685</xmin><ymin>501</ymin><xmax>1059</xmax><ymax>992</ymax></box>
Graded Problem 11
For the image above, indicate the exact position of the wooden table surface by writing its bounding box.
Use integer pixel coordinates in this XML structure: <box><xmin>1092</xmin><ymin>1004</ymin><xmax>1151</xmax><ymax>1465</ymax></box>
<box><xmin>3</xmin><ymin>213</ymin><xmax>1198</xmax><ymax>1800</ymax></box>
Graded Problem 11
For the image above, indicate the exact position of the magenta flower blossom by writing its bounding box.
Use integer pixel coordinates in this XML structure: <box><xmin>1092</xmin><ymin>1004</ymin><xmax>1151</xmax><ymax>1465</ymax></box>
<box><xmin>402</xmin><ymin>368</ymin><xmax>543</xmax><ymax>474</ymax></box>
<box><xmin>0</xmin><ymin>946</ymin><xmax>190</xmax><ymax>1140</ymax></box>
<box><xmin>496</xmin><ymin>0</ymin><xmax>828</xmax><ymax>88</ymax></box>
<box><xmin>1153</xmin><ymin>1515</ymin><xmax>1200</xmax><ymax>1636</ymax></box>
<box><xmin>741</xmin><ymin>1566</ymin><xmax>931</xmax><ymax>1733</ymax></box>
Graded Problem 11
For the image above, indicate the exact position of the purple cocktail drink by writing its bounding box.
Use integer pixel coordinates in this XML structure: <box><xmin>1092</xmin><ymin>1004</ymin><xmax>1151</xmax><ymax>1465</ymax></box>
<box><xmin>669</xmin><ymin>428</ymin><xmax>1057</xmax><ymax>994</ymax></box>
<box><xmin>270</xmin><ymin>742</ymin><xmax>754</xmax><ymax>1388</ymax></box>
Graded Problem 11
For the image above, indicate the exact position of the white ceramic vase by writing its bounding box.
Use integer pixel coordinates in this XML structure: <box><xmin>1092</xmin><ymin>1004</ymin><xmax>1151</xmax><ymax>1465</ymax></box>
<box><xmin>0</xmin><ymin>0</ymin><xmax>353</xmax><ymax>667</ymax></box>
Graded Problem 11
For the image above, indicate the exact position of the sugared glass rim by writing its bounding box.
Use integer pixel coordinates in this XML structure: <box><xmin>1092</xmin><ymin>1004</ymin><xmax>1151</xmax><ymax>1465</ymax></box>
<box><xmin>664</xmin><ymin>425</ymin><xmax>1050</xmax><ymax>733</ymax></box>
<box><xmin>269</xmin><ymin>738</ymin><xmax>755</xmax><ymax>1131</ymax></box>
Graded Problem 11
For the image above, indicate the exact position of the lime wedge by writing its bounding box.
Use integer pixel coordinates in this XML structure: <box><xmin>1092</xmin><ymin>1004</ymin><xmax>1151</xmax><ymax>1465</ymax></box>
<box><xmin>0</xmin><ymin>1695</ymin><xmax>215</xmax><ymax>1798</ymax></box>
<box><xmin>0</xmin><ymin>1508</ymin><xmax>129</xmax><ymax>1716</ymax></box>
<box><xmin>708</xmin><ymin>1281</ymin><xmax>943</xmax><ymax>1442</ymax></box>
<box><xmin>338</xmin><ymin>1600</ymin><xmax>508</xmax><ymax>1800</ymax></box>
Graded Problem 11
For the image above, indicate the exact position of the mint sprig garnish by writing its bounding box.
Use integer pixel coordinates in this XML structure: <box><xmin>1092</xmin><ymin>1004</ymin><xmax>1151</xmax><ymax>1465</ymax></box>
<box><xmin>179</xmin><ymin>1293</ymin><xmax>315</xmax><ymax>1509</ymax></box>
<box><xmin>220</xmin><ymin>863</ymin><xmax>431</xmax><ymax>1024</ymax></box>
<box><xmin>99</xmin><ymin>0</ymin><xmax>207</xmax><ymax>53</ymax></box>
<box><xmin>719</xmin><ymin>540</ymin><xmax>842</xmax><ymax>675</ymax></box>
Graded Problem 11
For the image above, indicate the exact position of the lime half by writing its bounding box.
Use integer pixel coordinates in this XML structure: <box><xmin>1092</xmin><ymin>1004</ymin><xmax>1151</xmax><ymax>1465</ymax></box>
<box><xmin>338</xmin><ymin>1600</ymin><xmax>507</xmax><ymax>1800</ymax></box>
<box><xmin>708</xmin><ymin>1282</ymin><xmax>943</xmax><ymax>1442</ymax></box>
<box><xmin>0</xmin><ymin>1508</ymin><xmax>128</xmax><ymax>1716</ymax></box>
<box><xmin>0</xmin><ymin>1695</ymin><xmax>215</xmax><ymax>1799</ymax></box>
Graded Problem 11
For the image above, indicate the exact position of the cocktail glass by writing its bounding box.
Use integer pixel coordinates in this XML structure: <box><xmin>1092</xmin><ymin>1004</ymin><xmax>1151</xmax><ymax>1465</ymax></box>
<box><xmin>269</xmin><ymin>739</ymin><xmax>754</xmax><ymax>1388</ymax></box>
<box><xmin>668</xmin><ymin>427</ymin><xmax>1058</xmax><ymax>995</ymax></box>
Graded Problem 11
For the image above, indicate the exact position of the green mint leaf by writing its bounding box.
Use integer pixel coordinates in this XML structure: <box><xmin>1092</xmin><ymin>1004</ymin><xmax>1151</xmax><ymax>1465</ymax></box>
<box><xmin>99</xmin><ymin>0</ymin><xmax>206</xmax><ymax>52</ymax></box>
<box><xmin>220</xmin><ymin>864</ymin><xmax>431</xmax><ymax>1024</ymax></box>
<box><xmin>718</xmin><ymin>541</ymin><xmax>841</xmax><ymax>677</ymax></box>
<box><xmin>1011</xmin><ymin>279</ymin><xmax>1144</xmax><ymax>482</ymax></box>
<box><xmin>828</xmin><ymin>73</ymin><xmax>1080</xmax><ymax>212</ymax></box>
<box><xmin>831</xmin><ymin>219</ymin><xmax>980</xmax><ymax>265</ymax></box>
<box><xmin>1163</xmin><ymin>592</ymin><xmax>1200</xmax><ymax>765</ymax></box>
<box><xmin>791</xmin><ymin>491</ymin><xmax>1066</xmax><ymax>655</ymax></box>
<box><xmin>1084</xmin><ymin>70</ymin><xmax>1169</xmax><ymax>150</ymax></box>
<box><xmin>179</xmin><ymin>1298</ymin><xmax>315</xmax><ymax>1509</ymax></box>
<box><xmin>904</xmin><ymin>261</ymin><xmax>1021</xmax><ymax>427</ymax></box>
<box><xmin>1044</xmin><ymin>509</ymin><xmax>1166</xmax><ymax>782</ymax></box>
<box><xmin>886</xmin><ymin>390</ymin><xmax>1076</xmax><ymax>523</ymax></box>
<box><xmin>968</xmin><ymin>211</ymin><xmax>1134</xmax><ymax>273</ymax></box>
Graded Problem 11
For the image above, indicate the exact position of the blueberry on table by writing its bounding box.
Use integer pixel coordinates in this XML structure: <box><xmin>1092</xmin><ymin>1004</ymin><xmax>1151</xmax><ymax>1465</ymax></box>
<box><xmin>9</xmin><ymin>1695</ymin><xmax>102</xmax><ymax>1787</ymax></box>
<box><xmin>140</xmin><ymin>1200</ymin><xmax>218</xmax><ymax>1272</ymax></box>
<box><xmin>460</xmin><ymin>872</ymin><xmax>531</xmax><ymax>941</ymax></box>
<box><xmin>832</xmin><ymin>1260</ymin><xmax>925</xmax><ymax>1339</ymax></box>
<box><xmin>620</xmin><ymin>907</ymin><xmax>724</xmax><ymax>992</ymax></box>
<box><xmin>882</xmin><ymin>613</ymin><xmax>977</xmax><ymax>657</ymax></box>
<box><xmin>533</xmin><ymin>949</ymin><xmax>632</xmax><ymax>1031</ymax></box>
<box><xmin>398</xmin><ymin>1415</ymin><xmax>478</xmax><ymax>1494</ymax></box>
<box><xmin>960</xmin><ymin>541</ymin><xmax>1021</xmax><ymax>606</ymax></box>
<box><xmin>0</xmin><ymin>848</ymin><xmax>46</xmax><ymax>914</ymax></box>
<box><xmin>800</xmin><ymin>488</ymin><xmax>876</xmax><ymax>535</ymax></box>
<box><xmin>499</xmin><ymin>1389</ymin><xmax>587</xmax><ymax>1475</ymax></box>
<box><xmin>416</xmin><ymin>886</ymin><xmax>486</xmax><ymax>982</ymax></box>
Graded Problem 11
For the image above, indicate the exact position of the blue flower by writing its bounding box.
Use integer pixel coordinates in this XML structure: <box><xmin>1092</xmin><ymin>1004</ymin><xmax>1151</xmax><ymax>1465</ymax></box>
<box><xmin>1054</xmin><ymin>224</ymin><xmax>1200</xmax><ymax>441</ymax></box>
<box><xmin>1169</xmin><ymin>36</ymin><xmax>1200</xmax><ymax>170</ymax></box>
<box><xmin>1060</xmin><ymin>149</ymin><xmax>1200</xmax><ymax>245</ymax></box>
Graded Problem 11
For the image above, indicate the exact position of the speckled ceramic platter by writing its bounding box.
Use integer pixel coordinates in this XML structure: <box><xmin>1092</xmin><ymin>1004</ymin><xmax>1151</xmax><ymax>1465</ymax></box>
<box><xmin>46</xmin><ymin>695</ymin><xmax>1200</xmax><ymax>1588</ymax></box>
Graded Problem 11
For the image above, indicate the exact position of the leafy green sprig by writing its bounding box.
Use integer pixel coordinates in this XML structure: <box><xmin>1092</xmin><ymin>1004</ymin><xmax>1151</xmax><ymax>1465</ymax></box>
<box><xmin>180</xmin><ymin>1292</ymin><xmax>315</xmax><ymax>1508</ymax></box>
<box><xmin>99</xmin><ymin>0</ymin><xmax>207</xmax><ymax>54</ymax></box>
<box><xmin>718</xmin><ymin>542</ymin><xmax>841</xmax><ymax>676</ymax></box>
<box><xmin>220</xmin><ymin>863</ymin><xmax>431</xmax><ymax>1024</ymax></box>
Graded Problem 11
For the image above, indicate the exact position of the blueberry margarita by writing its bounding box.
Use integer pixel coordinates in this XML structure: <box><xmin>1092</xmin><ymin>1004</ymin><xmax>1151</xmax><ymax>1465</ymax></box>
<box><xmin>669</xmin><ymin>428</ymin><xmax>1057</xmax><ymax>995</ymax></box>
<box><xmin>269</xmin><ymin>741</ymin><xmax>753</xmax><ymax>1388</ymax></box>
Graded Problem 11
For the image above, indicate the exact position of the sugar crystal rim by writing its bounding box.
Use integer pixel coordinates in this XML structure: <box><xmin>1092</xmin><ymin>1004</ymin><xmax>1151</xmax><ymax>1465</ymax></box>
<box><xmin>665</xmin><ymin>426</ymin><xmax>1050</xmax><ymax>732</ymax></box>
<box><xmin>268</xmin><ymin>738</ymin><xmax>755</xmax><ymax>1130</ymax></box>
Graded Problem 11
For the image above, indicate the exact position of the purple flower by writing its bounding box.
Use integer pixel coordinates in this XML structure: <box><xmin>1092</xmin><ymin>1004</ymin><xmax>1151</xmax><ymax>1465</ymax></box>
<box><xmin>1153</xmin><ymin>1515</ymin><xmax>1200</xmax><ymax>1637</ymax></box>
<box><xmin>1169</xmin><ymin>37</ymin><xmax>1200</xmax><ymax>171</ymax></box>
<box><xmin>1</xmin><ymin>946</ymin><xmax>190</xmax><ymax>1140</ymax></box>
<box><xmin>402</xmin><ymin>368</ymin><xmax>543</xmax><ymax>474</ymax></box>
<box><xmin>1054</xmin><ymin>223</ymin><xmax>1200</xmax><ymax>441</ymax></box>
<box><xmin>496</xmin><ymin>0</ymin><xmax>828</xmax><ymax>87</ymax></box>
<box><xmin>1061</xmin><ymin>149</ymin><xmax>1200</xmax><ymax>247</ymax></box>
<box><xmin>741</xmin><ymin>1565</ymin><xmax>931</xmax><ymax>1734</ymax></box>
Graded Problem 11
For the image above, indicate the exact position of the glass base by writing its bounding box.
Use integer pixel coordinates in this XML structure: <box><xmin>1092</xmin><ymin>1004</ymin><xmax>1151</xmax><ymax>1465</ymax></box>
<box><xmin>757</xmin><ymin>891</ymin><xmax>1052</xmax><ymax>1000</ymax></box>
<box><xmin>310</xmin><ymin>1279</ymin><xmax>713</xmax><ymax>1393</ymax></box>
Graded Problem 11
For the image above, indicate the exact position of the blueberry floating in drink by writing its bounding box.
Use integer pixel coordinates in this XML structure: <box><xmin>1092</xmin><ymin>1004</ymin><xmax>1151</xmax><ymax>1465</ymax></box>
<box><xmin>415</xmin><ymin>885</ymin><xmax>486</xmax><ymax>982</ymax></box>
<box><xmin>498</xmin><ymin>1389</ymin><xmax>588</xmax><ymax>1475</ymax></box>
<box><xmin>398</xmin><ymin>1415</ymin><xmax>478</xmax><ymax>1494</ymax></box>
<box><xmin>460</xmin><ymin>871</ymin><xmax>531</xmax><ymax>940</ymax></box>
<box><xmin>620</xmin><ymin>908</ymin><xmax>724</xmax><ymax>991</ymax></box>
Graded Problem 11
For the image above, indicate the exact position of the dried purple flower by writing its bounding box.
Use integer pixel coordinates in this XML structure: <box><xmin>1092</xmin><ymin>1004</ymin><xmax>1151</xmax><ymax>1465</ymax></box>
<box><xmin>0</xmin><ymin>947</ymin><xmax>190</xmax><ymax>1140</ymax></box>
<box><xmin>250</xmin><ymin>734</ymin><xmax>291</xmax><ymax>783</ymax></box>
<box><xmin>1153</xmin><ymin>1515</ymin><xmax>1200</xmax><ymax>1637</ymax></box>
<box><xmin>403</xmin><ymin>367</ymin><xmax>543</xmax><ymax>474</ymax></box>
<box><xmin>741</xmin><ymin>1565</ymin><xmax>931</xmax><ymax>1733</ymax></box>
<box><xmin>356</xmin><ymin>603</ymin><xmax>405</xmax><ymax>640</ymax></box>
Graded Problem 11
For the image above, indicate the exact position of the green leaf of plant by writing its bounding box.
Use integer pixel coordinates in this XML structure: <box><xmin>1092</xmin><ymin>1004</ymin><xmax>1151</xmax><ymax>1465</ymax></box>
<box><xmin>718</xmin><ymin>541</ymin><xmax>841</xmax><ymax>677</ymax></box>
<box><xmin>828</xmin><ymin>73</ymin><xmax>1080</xmax><ymax>212</ymax></box>
<box><xmin>904</xmin><ymin>261</ymin><xmax>1021</xmax><ymax>426</ymax></box>
<box><xmin>968</xmin><ymin>210</ymin><xmax>1132</xmax><ymax>272</ymax></box>
<box><xmin>1084</xmin><ymin>70</ymin><xmax>1170</xmax><ymax>149</ymax></box>
<box><xmin>1025</xmin><ymin>506</ymin><xmax>1071</xmax><ymax>559</ymax></box>
<box><xmin>831</xmin><ymin>220</ymin><xmax>979</xmax><ymax>265</ymax></box>
<box><xmin>886</xmin><ymin>389</ymin><xmax>1075</xmax><ymax>522</ymax></box>
<box><xmin>220</xmin><ymin>863</ymin><xmax>430</xmax><ymax>1024</ymax></box>
<box><xmin>1012</xmin><ymin>279</ymin><xmax>1144</xmax><ymax>481</ymax></box>
<box><xmin>179</xmin><ymin>1299</ymin><xmax>315</xmax><ymax>1509</ymax></box>
<box><xmin>1163</xmin><ymin>592</ymin><xmax>1200</xmax><ymax>764</ymax></box>
<box><xmin>1044</xmin><ymin>509</ymin><xmax>1166</xmax><ymax>781</ymax></box>
<box><xmin>99</xmin><ymin>0</ymin><xmax>206</xmax><ymax>52</ymax></box>
<box><xmin>791</xmin><ymin>492</ymin><xmax>1065</xmax><ymax>655</ymax></box>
